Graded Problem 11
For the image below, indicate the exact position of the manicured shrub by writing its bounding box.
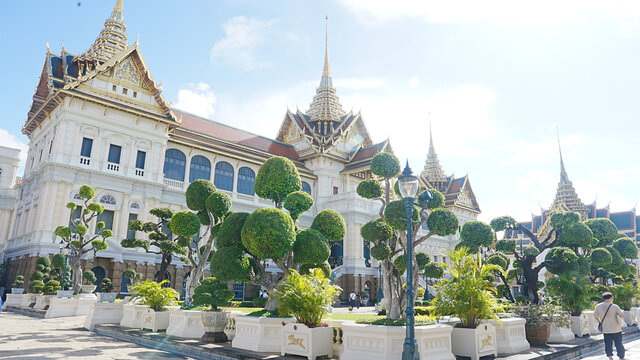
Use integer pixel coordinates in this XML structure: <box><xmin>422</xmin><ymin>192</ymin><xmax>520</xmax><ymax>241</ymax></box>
<box><xmin>370</xmin><ymin>152</ymin><xmax>400</xmax><ymax>178</ymax></box>
<box><xmin>254</xmin><ymin>156</ymin><xmax>301</xmax><ymax>206</ymax></box>
<box><xmin>283</xmin><ymin>191</ymin><xmax>313</xmax><ymax>220</ymax></box>
<box><xmin>170</xmin><ymin>211</ymin><xmax>201</xmax><ymax>237</ymax></box>
<box><xmin>384</xmin><ymin>200</ymin><xmax>419</xmax><ymax>230</ymax></box>
<box><xmin>361</xmin><ymin>218</ymin><xmax>393</xmax><ymax>243</ymax></box>
<box><xmin>192</xmin><ymin>277</ymin><xmax>234</xmax><ymax>311</ymax></box>
<box><xmin>293</xmin><ymin>229</ymin><xmax>330</xmax><ymax>265</ymax></box>
<box><xmin>311</xmin><ymin>209</ymin><xmax>346</xmax><ymax>242</ymax></box>
<box><xmin>426</xmin><ymin>208</ymin><xmax>459</xmax><ymax>236</ymax></box>
<box><xmin>185</xmin><ymin>179</ymin><xmax>216</xmax><ymax>211</ymax></box>
<box><xmin>206</xmin><ymin>191</ymin><xmax>232</xmax><ymax>220</ymax></box>
<box><xmin>217</xmin><ymin>212</ymin><xmax>250</xmax><ymax>248</ymax></box>
<box><xmin>356</xmin><ymin>178</ymin><xmax>383</xmax><ymax>199</ymax></box>
<box><xmin>241</xmin><ymin>208</ymin><xmax>296</xmax><ymax>259</ymax></box>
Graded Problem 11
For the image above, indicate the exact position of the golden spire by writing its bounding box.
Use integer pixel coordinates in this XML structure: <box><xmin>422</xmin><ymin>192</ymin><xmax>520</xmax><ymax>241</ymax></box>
<box><xmin>422</xmin><ymin>116</ymin><xmax>448</xmax><ymax>184</ymax></box>
<box><xmin>75</xmin><ymin>0</ymin><xmax>128</xmax><ymax>67</ymax></box>
<box><xmin>320</xmin><ymin>15</ymin><xmax>332</xmax><ymax>89</ymax></box>
<box><xmin>551</xmin><ymin>127</ymin><xmax>588</xmax><ymax>218</ymax></box>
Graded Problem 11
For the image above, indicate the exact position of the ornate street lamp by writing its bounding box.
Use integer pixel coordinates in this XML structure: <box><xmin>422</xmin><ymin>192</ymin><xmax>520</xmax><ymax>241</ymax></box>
<box><xmin>377</xmin><ymin>263</ymin><xmax>384</xmax><ymax>301</ymax></box>
<box><xmin>517</xmin><ymin>232</ymin><xmax>526</xmax><ymax>297</ymax></box>
<box><xmin>397</xmin><ymin>160</ymin><xmax>422</xmax><ymax>360</ymax></box>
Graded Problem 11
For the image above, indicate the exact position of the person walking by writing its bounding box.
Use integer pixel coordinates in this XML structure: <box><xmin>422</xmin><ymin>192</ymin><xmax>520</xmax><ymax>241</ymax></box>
<box><xmin>356</xmin><ymin>293</ymin><xmax>361</xmax><ymax>309</ymax></box>
<box><xmin>349</xmin><ymin>291</ymin><xmax>356</xmax><ymax>309</ymax></box>
<box><xmin>594</xmin><ymin>292</ymin><xmax>625</xmax><ymax>360</ymax></box>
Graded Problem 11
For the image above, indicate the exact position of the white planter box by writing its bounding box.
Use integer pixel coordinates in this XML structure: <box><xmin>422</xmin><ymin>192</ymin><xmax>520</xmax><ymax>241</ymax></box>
<box><xmin>340</xmin><ymin>321</ymin><xmax>455</xmax><ymax>360</ymax></box>
<box><xmin>11</xmin><ymin>288</ymin><xmax>24</xmax><ymax>294</ymax></box>
<box><xmin>166</xmin><ymin>310</ymin><xmax>205</xmax><ymax>339</ymax></box>
<box><xmin>19</xmin><ymin>294</ymin><xmax>37</xmax><ymax>308</ymax></box>
<box><xmin>548</xmin><ymin>323</ymin><xmax>574</xmax><ymax>343</ymax></box>
<box><xmin>45</xmin><ymin>298</ymin><xmax>78</xmax><ymax>318</ymax></box>
<box><xmin>142</xmin><ymin>308</ymin><xmax>172</xmax><ymax>332</ymax></box>
<box><xmin>75</xmin><ymin>297</ymin><xmax>98</xmax><ymax>316</ymax></box>
<box><xmin>570</xmin><ymin>314</ymin><xmax>589</xmax><ymax>337</ymax></box>
<box><xmin>33</xmin><ymin>295</ymin><xmax>56</xmax><ymax>310</ymax></box>
<box><xmin>3</xmin><ymin>294</ymin><xmax>25</xmax><ymax>309</ymax></box>
<box><xmin>84</xmin><ymin>302</ymin><xmax>124</xmax><ymax>331</ymax></box>
<box><xmin>583</xmin><ymin>311</ymin><xmax>600</xmax><ymax>335</ymax></box>
<box><xmin>97</xmin><ymin>293</ymin><xmax>117</xmax><ymax>303</ymax></box>
<box><xmin>281</xmin><ymin>322</ymin><xmax>332</xmax><ymax>360</ymax></box>
<box><xmin>120</xmin><ymin>304</ymin><xmax>149</xmax><ymax>328</ymax></box>
<box><xmin>451</xmin><ymin>324</ymin><xmax>497</xmax><ymax>360</ymax></box>
<box><xmin>328</xmin><ymin>320</ymin><xmax>348</xmax><ymax>359</ymax></box>
<box><xmin>624</xmin><ymin>310</ymin><xmax>635</xmax><ymax>326</ymax></box>
<box><xmin>232</xmin><ymin>315</ymin><xmax>295</xmax><ymax>352</ymax></box>
<box><xmin>56</xmin><ymin>290</ymin><xmax>74</xmax><ymax>298</ymax></box>
<box><xmin>487</xmin><ymin>318</ymin><xmax>530</xmax><ymax>355</ymax></box>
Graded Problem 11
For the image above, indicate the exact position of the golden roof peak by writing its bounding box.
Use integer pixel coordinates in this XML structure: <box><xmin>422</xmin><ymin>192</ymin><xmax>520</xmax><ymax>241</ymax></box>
<box><xmin>75</xmin><ymin>0</ymin><xmax>127</xmax><ymax>66</ymax></box>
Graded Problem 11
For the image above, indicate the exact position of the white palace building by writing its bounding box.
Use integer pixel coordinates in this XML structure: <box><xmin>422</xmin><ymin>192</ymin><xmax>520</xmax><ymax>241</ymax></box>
<box><xmin>0</xmin><ymin>0</ymin><xmax>481</xmax><ymax>301</ymax></box>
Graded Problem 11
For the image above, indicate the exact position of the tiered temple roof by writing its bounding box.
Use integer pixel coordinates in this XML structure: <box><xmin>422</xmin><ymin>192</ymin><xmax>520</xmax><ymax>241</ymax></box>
<box><xmin>549</xmin><ymin>139</ymin><xmax>588</xmax><ymax>219</ymax></box>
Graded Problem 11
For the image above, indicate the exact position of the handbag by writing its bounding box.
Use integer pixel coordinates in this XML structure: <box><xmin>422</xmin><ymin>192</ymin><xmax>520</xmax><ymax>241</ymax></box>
<box><xmin>598</xmin><ymin>303</ymin><xmax>613</xmax><ymax>332</ymax></box>
<box><xmin>618</xmin><ymin>313</ymin><xmax>627</xmax><ymax>327</ymax></box>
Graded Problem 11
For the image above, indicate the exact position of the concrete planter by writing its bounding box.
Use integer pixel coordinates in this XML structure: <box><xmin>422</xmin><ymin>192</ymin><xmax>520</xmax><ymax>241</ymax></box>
<box><xmin>142</xmin><ymin>308</ymin><xmax>172</xmax><ymax>332</ymax></box>
<box><xmin>548</xmin><ymin>323</ymin><xmax>574</xmax><ymax>343</ymax></box>
<box><xmin>120</xmin><ymin>304</ymin><xmax>149</xmax><ymax>328</ymax></box>
<box><xmin>19</xmin><ymin>293</ymin><xmax>37</xmax><ymax>308</ymax></box>
<box><xmin>84</xmin><ymin>302</ymin><xmax>124</xmax><ymax>331</ymax></box>
<box><xmin>81</xmin><ymin>285</ymin><xmax>97</xmax><ymax>293</ymax></box>
<box><xmin>11</xmin><ymin>288</ymin><xmax>24</xmax><ymax>294</ymax></box>
<box><xmin>33</xmin><ymin>295</ymin><xmax>56</xmax><ymax>310</ymax></box>
<box><xmin>166</xmin><ymin>310</ymin><xmax>205</xmax><ymax>339</ymax></box>
<box><xmin>328</xmin><ymin>320</ymin><xmax>348</xmax><ymax>359</ymax></box>
<box><xmin>583</xmin><ymin>311</ymin><xmax>600</xmax><ymax>335</ymax></box>
<box><xmin>624</xmin><ymin>310</ymin><xmax>635</xmax><ymax>326</ymax></box>
<box><xmin>281</xmin><ymin>322</ymin><xmax>332</xmax><ymax>360</ymax></box>
<box><xmin>76</xmin><ymin>296</ymin><xmax>98</xmax><ymax>316</ymax></box>
<box><xmin>451</xmin><ymin>324</ymin><xmax>498</xmax><ymax>360</ymax></box>
<box><xmin>56</xmin><ymin>290</ymin><xmax>74</xmax><ymax>298</ymax></box>
<box><xmin>224</xmin><ymin>312</ymin><xmax>242</xmax><ymax>341</ymax></box>
<box><xmin>570</xmin><ymin>314</ymin><xmax>589</xmax><ymax>337</ymax></box>
<box><xmin>232</xmin><ymin>315</ymin><xmax>295</xmax><ymax>352</ymax></box>
<box><xmin>340</xmin><ymin>321</ymin><xmax>455</xmax><ymax>360</ymax></box>
<box><xmin>3</xmin><ymin>294</ymin><xmax>25</xmax><ymax>309</ymax></box>
<box><xmin>487</xmin><ymin>318</ymin><xmax>530</xmax><ymax>355</ymax></box>
<box><xmin>45</xmin><ymin>298</ymin><xmax>78</xmax><ymax>318</ymax></box>
<box><xmin>97</xmin><ymin>292</ymin><xmax>117</xmax><ymax>303</ymax></box>
<box><xmin>202</xmin><ymin>311</ymin><xmax>230</xmax><ymax>343</ymax></box>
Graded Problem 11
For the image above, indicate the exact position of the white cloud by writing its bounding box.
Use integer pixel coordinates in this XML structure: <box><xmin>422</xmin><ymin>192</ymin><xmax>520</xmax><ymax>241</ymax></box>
<box><xmin>174</xmin><ymin>82</ymin><xmax>217</xmax><ymax>119</ymax></box>
<box><xmin>574</xmin><ymin>178</ymin><xmax>636</xmax><ymax>211</ymax></box>
<box><xmin>499</xmin><ymin>132</ymin><xmax>584</xmax><ymax>166</ymax></box>
<box><xmin>334</xmin><ymin>77</ymin><xmax>385</xmax><ymax>90</ymax></box>
<box><xmin>408</xmin><ymin>77</ymin><xmax>420</xmax><ymax>88</ymax></box>
<box><xmin>0</xmin><ymin>128</ymin><xmax>28</xmax><ymax>175</ymax></box>
<box><xmin>210</xmin><ymin>16</ymin><xmax>273</xmax><ymax>70</ymax></box>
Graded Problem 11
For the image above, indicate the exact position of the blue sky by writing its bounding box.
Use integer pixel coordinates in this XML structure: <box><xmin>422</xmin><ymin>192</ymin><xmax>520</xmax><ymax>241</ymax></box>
<box><xmin>1</xmin><ymin>0</ymin><xmax>639</xmax><ymax>223</ymax></box>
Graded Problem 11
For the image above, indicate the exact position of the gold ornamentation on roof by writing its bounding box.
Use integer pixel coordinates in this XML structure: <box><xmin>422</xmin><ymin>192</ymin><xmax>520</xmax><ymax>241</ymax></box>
<box><xmin>551</xmin><ymin>132</ymin><xmax>588</xmax><ymax>219</ymax></box>
<box><xmin>113</xmin><ymin>58</ymin><xmax>141</xmax><ymax>86</ymax></box>
<box><xmin>422</xmin><ymin>122</ymin><xmax>447</xmax><ymax>183</ymax></box>
<box><xmin>75</xmin><ymin>0</ymin><xmax>127</xmax><ymax>67</ymax></box>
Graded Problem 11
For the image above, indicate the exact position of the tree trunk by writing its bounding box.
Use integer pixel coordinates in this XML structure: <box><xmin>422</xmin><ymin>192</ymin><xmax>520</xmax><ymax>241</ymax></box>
<box><xmin>71</xmin><ymin>258</ymin><xmax>83</xmax><ymax>294</ymax></box>
<box><xmin>154</xmin><ymin>253</ymin><xmax>172</xmax><ymax>283</ymax></box>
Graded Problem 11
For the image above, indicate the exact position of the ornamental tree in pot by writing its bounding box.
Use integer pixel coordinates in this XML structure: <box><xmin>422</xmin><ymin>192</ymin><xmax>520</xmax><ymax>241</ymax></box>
<box><xmin>431</xmin><ymin>247</ymin><xmax>503</xmax><ymax>359</ymax></box>
<box><xmin>509</xmin><ymin>301</ymin><xmax>565</xmax><ymax>346</ymax></box>
<box><xmin>130</xmin><ymin>280</ymin><xmax>179</xmax><ymax>332</ymax></box>
<box><xmin>123</xmin><ymin>268</ymin><xmax>143</xmax><ymax>292</ymax></box>
<box><xmin>28</xmin><ymin>256</ymin><xmax>52</xmax><ymax>294</ymax></box>
<box><xmin>55</xmin><ymin>185</ymin><xmax>112</xmax><ymax>293</ymax></box>
<box><xmin>192</xmin><ymin>277</ymin><xmax>235</xmax><ymax>342</ymax></box>
<box><xmin>98</xmin><ymin>278</ymin><xmax>117</xmax><ymax>303</ymax></box>
<box><xmin>357</xmin><ymin>152</ymin><xmax>459</xmax><ymax>320</ymax></box>
<box><xmin>81</xmin><ymin>270</ymin><xmax>97</xmax><ymax>293</ymax></box>
<box><xmin>546</xmin><ymin>274</ymin><xmax>592</xmax><ymax>336</ymax></box>
<box><xmin>11</xmin><ymin>275</ymin><xmax>24</xmax><ymax>294</ymax></box>
<box><xmin>51</xmin><ymin>253</ymin><xmax>71</xmax><ymax>290</ymax></box>
<box><xmin>275</xmin><ymin>268</ymin><xmax>341</xmax><ymax>360</ymax></box>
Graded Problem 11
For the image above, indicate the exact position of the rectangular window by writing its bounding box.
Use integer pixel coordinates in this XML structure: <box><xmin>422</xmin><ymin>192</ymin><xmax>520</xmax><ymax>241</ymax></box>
<box><xmin>127</xmin><ymin>213</ymin><xmax>138</xmax><ymax>239</ymax></box>
<box><xmin>96</xmin><ymin>210</ymin><xmax>114</xmax><ymax>234</ymax></box>
<box><xmin>69</xmin><ymin>206</ymin><xmax>82</xmax><ymax>233</ymax></box>
<box><xmin>39</xmin><ymin>149</ymin><xmax>43</xmax><ymax>162</ymax></box>
<box><xmin>333</xmin><ymin>186</ymin><xmax>339</xmax><ymax>195</ymax></box>
<box><xmin>136</xmin><ymin>150</ymin><xmax>146</xmax><ymax>169</ymax></box>
<box><xmin>108</xmin><ymin>144</ymin><xmax>122</xmax><ymax>164</ymax></box>
<box><xmin>122</xmin><ymin>88</ymin><xmax>128</xmax><ymax>95</ymax></box>
<box><xmin>133</xmin><ymin>91</ymin><xmax>138</xmax><ymax>98</ymax></box>
<box><xmin>80</xmin><ymin>138</ymin><xmax>93</xmax><ymax>157</ymax></box>
<box><xmin>112</xmin><ymin>84</ymin><xmax>117</xmax><ymax>92</ymax></box>
<box><xmin>49</xmin><ymin>140</ymin><xmax>53</xmax><ymax>154</ymax></box>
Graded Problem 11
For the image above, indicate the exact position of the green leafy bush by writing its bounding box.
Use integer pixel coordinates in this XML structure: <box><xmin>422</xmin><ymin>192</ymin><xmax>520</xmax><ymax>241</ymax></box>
<box><xmin>384</xmin><ymin>200</ymin><xmax>419</xmax><ymax>230</ymax></box>
<box><xmin>28</xmin><ymin>280</ymin><xmax>45</xmax><ymax>294</ymax></box>
<box><xmin>123</xmin><ymin>268</ymin><xmax>143</xmax><ymax>283</ymax></box>
<box><xmin>241</xmin><ymin>208</ymin><xmax>295</xmax><ymax>259</ymax></box>
<box><xmin>185</xmin><ymin>179</ymin><xmax>216</xmax><ymax>211</ymax></box>
<box><xmin>460</xmin><ymin>221</ymin><xmax>494</xmax><ymax>248</ymax></box>
<box><xmin>170</xmin><ymin>211</ymin><xmax>201</xmax><ymax>237</ymax></box>
<box><xmin>370</xmin><ymin>242</ymin><xmax>392</xmax><ymax>260</ymax></box>
<box><xmin>355</xmin><ymin>318</ymin><xmax>435</xmax><ymax>326</ymax></box>
<box><xmin>293</xmin><ymin>229</ymin><xmax>330</xmax><ymax>265</ymax></box>
<box><xmin>130</xmin><ymin>280</ymin><xmax>179</xmax><ymax>311</ymax></box>
<box><xmin>284</xmin><ymin>191</ymin><xmax>314</xmax><ymax>220</ymax></box>
<box><xmin>254</xmin><ymin>156</ymin><xmax>301</xmax><ymax>207</ymax></box>
<box><xmin>613</xmin><ymin>237</ymin><xmax>638</xmax><ymax>259</ymax></box>
<box><xmin>356</xmin><ymin>178</ymin><xmax>383</xmax><ymax>199</ymax></box>
<box><xmin>100</xmin><ymin>278</ymin><xmax>113</xmax><ymax>292</ymax></box>
<box><xmin>418</xmin><ymin>188</ymin><xmax>445</xmax><ymax>209</ymax></box>
<box><xmin>424</xmin><ymin>262</ymin><xmax>444</xmax><ymax>279</ymax></box>
<box><xmin>83</xmin><ymin>270</ymin><xmax>97</xmax><ymax>285</ymax></box>
<box><xmin>12</xmin><ymin>275</ymin><xmax>24</xmax><ymax>288</ymax></box>
<box><xmin>43</xmin><ymin>279</ymin><xmax>61</xmax><ymax>295</ymax></box>
<box><xmin>546</xmin><ymin>274</ymin><xmax>592</xmax><ymax>316</ymax></box>
<box><xmin>311</xmin><ymin>209</ymin><xmax>346</xmax><ymax>242</ymax></box>
<box><xmin>370</xmin><ymin>152</ymin><xmax>401</xmax><ymax>178</ymax></box>
<box><xmin>253</xmin><ymin>296</ymin><xmax>267</xmax><ymax>308</ymax></box>
<box><xmin>360</xmin><ymin>218</ymin><xmax>393</xmax><ymax>243</ymax></box>
<box><xmin>585</xmin><ymin>218</ymin><xmax>620</xmax><ymax>247</ymax></box>
<box><xmin>206</xmin><ymin>191</ymin><xmax>232</xmax><ymax>220</ymax></box>
<box><xmin>78</xmin><ymin>185</ymin><xmax>96</xmax><ymax>199</ymax></box>
<box><xmin>216</xmin><ymin>212</ymin><xmax>250</xmax><ymax>248</ymax></box>
<box><xmin>426</xmin><ymin>208</ymin><xmax>459</xmax><ymax>236</ymax></box>
<box><xmin>192</xmin><ymin>277</ymin><xmax>235</xmax><ymax>311</ymax></box>
<box><xmin>210</xmin><ymin>246</ymin><xmax>251</xmax><ymax>282</ymax></box>
<box><xmin>275</xmin><ymin>269</ymin><xmax>341</xmax><ymax>327</ymax></box>
<box><xmin>590</xmin><ymin>247</ymin><xmax>613</xmax><ymax>267</ymax></box>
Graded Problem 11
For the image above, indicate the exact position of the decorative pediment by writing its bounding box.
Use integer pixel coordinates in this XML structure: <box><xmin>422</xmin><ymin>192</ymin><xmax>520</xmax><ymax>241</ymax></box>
<box><xmin>113</xmin><ymin>57</ymin><xmax>141</xmax><ymax>86</ymax></box>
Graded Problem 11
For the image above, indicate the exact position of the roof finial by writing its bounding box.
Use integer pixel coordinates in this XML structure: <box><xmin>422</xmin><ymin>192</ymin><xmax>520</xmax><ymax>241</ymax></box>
<box><xmin>556</xmin><ymin>125</ymin><xmax>569</xmax><ymax>184</ymax></box>
<box><xmin>428</xmin><ymin>113</ymin><xmax>434</xmax><ymax>151</ymax></box>
<box><xmin>319</xmin><ymin>15</ymin><xmax>332</xmax><ymax>88</ymax></box>
<box><xmin>112</xmin><ymin>0</ymin><xmax>124</xmax><ymax>21</ymax></box>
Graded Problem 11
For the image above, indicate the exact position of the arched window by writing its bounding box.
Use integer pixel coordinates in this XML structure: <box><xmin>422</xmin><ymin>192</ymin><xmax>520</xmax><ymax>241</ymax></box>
<box><xmin>214</xmin><ymin>161</ymin><xmax>234</xmax><ymax>191</ymax></box>
<box><xmin>130</xmin><ymin>202</ymin><xmax>140</xmax><ymax>210</ymax></box>
<box><xmin>301</xmin><ymin>181</ymin><xmax>311</xmax><ymax>196</ymax></box>
<box><xmin>163</xmin><ymin>149</ymin><xmax>186</xmax><ymax>181</ymax></box>
<box><xmin>99</xmin><ymin>194</ymin><xmax>116</xmax><ymax>205</ymax></box>
<box><xmin>237</xmin><ymin>167</ymin><xmax>255</xmax><ymax>195</ymax></box>
<box><xmin>120</xmin><ymin>272</ymin><xmax>130</xmax><ymax>293</ymax></box>
<box><xmin>189</xmin><ymin>155</ymin><xmax>211</xmax><ymax>182</ymax></box>
<box><xmin>91</xmin><ymin>266</ymin><xmax>107</xmax><ymax>292</ymax></box>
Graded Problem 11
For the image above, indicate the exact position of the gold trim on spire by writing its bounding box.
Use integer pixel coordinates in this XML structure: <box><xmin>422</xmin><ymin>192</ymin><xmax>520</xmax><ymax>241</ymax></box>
<box><xmin>422</xmin><ymin>116</ymin><xmax>447</xmax><ymax>184</ymax></box>
<box><xmin>551</xmin><ymin>128</ymin><xmax>588</xmax><ymax>218</ymax></box>
<box><xmin>75</xmin><ymin>0</ymin><xmax>127</xmax><ymax>68</ymax></box>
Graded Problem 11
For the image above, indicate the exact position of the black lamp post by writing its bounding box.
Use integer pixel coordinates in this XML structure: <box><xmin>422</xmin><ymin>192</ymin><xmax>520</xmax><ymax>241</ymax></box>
<box><xmin>377</xmin><ymin>263</ymin><xmax>383</xmax><ymax>301</ymax></box>
<box><xmin>398</xmin><ymin>161</ymin><xmax>423</xmax><ymax>360</ymax></box>
<box><xmin>517</xmin><ymin>232</ymin><xmax>526</xmax><ymax>297</ymax></box>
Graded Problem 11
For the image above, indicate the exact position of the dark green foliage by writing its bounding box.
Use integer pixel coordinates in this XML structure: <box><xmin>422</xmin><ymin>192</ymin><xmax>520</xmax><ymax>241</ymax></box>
<box><xmin>100</xmin><ymin>278</ymin><xmax>113</xmax><ymax>292</ymax></box>
<box><xmin>299</xmin><ymin>261</ymin><xmax>331</xmax><ymax>278</ymax></box>
<box><xmin>416</xmin><ymin>252</ymin><xmax>430</xmax><ymax>268</ymax></box>
<box><xmin>43</xmin><ymin>280</ymin><xmax>61</xmax><ymax>295</ymax></box>
<box><xmin>460</xmin><ymin>221</ymin><xmax>494</xmax><ymax>248</ymax></box>
<box><xmin>51</xmin><ymin>253</ymin><xmax>65</xmax><ymax>268</ymax></box>
<box><xmin>28</xmin><ymin>280</ymin><xmax>45</xmax><ymax>293</ymax></box>
<box><xmin>192</xmin><ymin>277</ymin><xmax>235</xmax><ymax>311</ymax></box>
<box><xmin>490</xmin><ymin>216</ymin><xmax>517</xmax><ymax>231</ymax></box>
<box><xmin>185</xmin><ymin>179</ymin><xmax>216</xmax><ymax>211</ymax></box>
<box><xmin>487</xmin><ymin>253</ymin><xmax>509</xmax><ymax>270</ymax></box>
<box><xmin>360</xmin><ymin>218</ymin><xmax>393</xmax><ymax>243</ymax></box>
<box><xmin>556</xmin><ymin>222</ymin><xmax>594</xmax><ymax>249</ymax></box>
<box><xmin>36</xmin><ymin>256</ymin><xmax>51</xmax><ymax>268</ymax></box>
<box><xmin>284</xmin><ymin>191</ymin><xmax>314</xmax><ymax>220</ymax></box>
<box><xmin>370</xmin><ymin>242</ymin><xmax>392</xmax><ymax>260</ymax></box>
<box><xmin>585</xmin><ymin>218</ymin><xmax>620</xmax><ymax>247</ymax></box>
<box><xmin>87</xmin><ymin>202</ymin><xmax>104</xmax><ymax>214</ymax></box>
<box><xmin>495</xmin><ymin>239</ymin><xmax>516</xmax><ymax>253</ymax></box>
<box><xmin>170</xmin><ymin>211</ymin><xmax>201</xmax><ymax>237</ymax></box>
<box><xmin>206</xmin><ymin>191</ymin><xmax>232</xmax><ymax>220</ymax></box>
<box><xmin>254</xmin><ymin>156</ymin><xmax>301</xmax><ymax>206</ymax></box>
<box><xmin>590</xmin><ymin>247</ymin><xmax>613</xmax><ymax>267</ymax></box>
<box><xmin>83</xmin><ymin>270</ymin><xmax>97</xmax><ymax>285</ymax></box>
<box><xmin>210</xmin><ymin>247</ymin><xmax>251</xmax><ymax>282</ymax></box>
<box><xmin>523</xmin><ymin>246</ymin><xmax>540</xmax><ymax>256</ymax></box>
<box><xmin>549</xmin><ymin>211</ymin><xmax>581</xmax><ymax>230</ymax></box>
<box><xmin>545</xmin><ymin>247</ymin><xmax>579</xmax><ymax>275</ymax></box>
<box><xmin>418</xmin><ymin>189</ymin><xmax>444</xmax><ymax>209</ymax></box>
<box><xmin>30</xmin><ymin>271</ymin><xmax>44</xmax><ymax>281</ymax></box>
<box><xmin>196</xmin><ymin>210</ymin><xmax>211</xmax><ymax>225</ymax></box>
<box><xmin>293</xmin><ymin>229</ymin><xmax>330</xmax><ymax>265</ymax></box>
<box><xmin>384</xmin><ymin>200</ymin><xmax>419</xmax><ymax>230</ymax></box>
<box><xmin>370</xmin><ymin>152</ymin><xmax>401</xmax><ymax>178</ymax></box>
<box><xmin>217</xmin><ymin>212</ymin><xmax>250</xmax><ymax>248</ymax></box>
<box><xmin>124</xmin><ymin>269</ymin><xmax>143</xmax><ymax>282</ymax></box>
<box><xmin>426</xmin><ymin>208</ymin><xmax>459</xmax><ymax>236</ymax></box>
<box><xmin>613</xmin><ymin>237</ymin><xmax>638</xmax><ymax>259</ymax></box>
<box><xmin>356</xmin><ymin>178</ymin><xmax>383</xmax><ymax>199</ymax></box>
<box><xmin>253</xmin><ymin>296</ymin><xmax>267</xmax><ymax>308</ymax></box>
<box><xmin>241</xmin><ymin>208</ymin><xmax>296</xmax><ymax>259</ymax></box>
<box><xmin>424</xmin><ymin>262</ymin><xmax>444</xmax><ymax>278</ymax></box>
<box><xmin>577</xmin><ymin>256</ymin><xmax>591</xmax><ymax>276</ymax></box>
<box><xmin>150</xmin><ymin>207</ymin><xmax>173</xmax><ymax>219</ymax></box>
<box><xmin>605</xmin><ymin>246</ymin><xmax>624</xmax><ymax>270</ymax></box>
<box><xmin>12</xmin><ymin>275</ymin><xmax>24</xmax><ymax>288</ymax></box>
<box><xmin>546</xmin><ymin>274</ymin><xmax>593</xmax><ymax>316</ymax></box>
<box><xmin>311</xmin><ymin>209</ymin><xmax>346</xmax><ymax>242</ymax></box>
<box><xmin>78</xmin><ymin>185</ymin><xmax>95</xmax><ymax>199</ymax></box>
<box><xmin>393</xmin><ymin>255</ymin><xmax>407</xmax><ymax>274</ymax></box>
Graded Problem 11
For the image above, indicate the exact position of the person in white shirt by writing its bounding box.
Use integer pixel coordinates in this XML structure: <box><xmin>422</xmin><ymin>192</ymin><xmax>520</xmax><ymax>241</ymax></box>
<box><xmin>349</xmin><ymin>291</ymin><xmax>356</xmax><ymax>309</ymax></box>
<box><xmin>594</xmin><ymin>292</ymin><xmax>625</xmax><ymax>360</ymax></box>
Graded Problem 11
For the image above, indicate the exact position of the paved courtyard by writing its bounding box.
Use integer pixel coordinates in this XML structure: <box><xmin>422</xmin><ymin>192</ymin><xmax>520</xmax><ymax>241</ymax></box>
<box><xmin>0</xmin><ymin>312</ymin><xmax>191</xmax><ymax>359</ymax></box>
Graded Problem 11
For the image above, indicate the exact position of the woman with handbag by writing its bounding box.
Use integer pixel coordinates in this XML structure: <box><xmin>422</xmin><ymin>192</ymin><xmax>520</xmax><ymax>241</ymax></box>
<box><xmin>594</xmin><ymin>292</ymin><xmax>626</xmax><ymax>360</ymax></box>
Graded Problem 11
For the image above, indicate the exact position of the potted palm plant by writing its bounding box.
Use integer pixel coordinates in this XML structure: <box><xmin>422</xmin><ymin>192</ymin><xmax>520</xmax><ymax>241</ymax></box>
<box><xmin>546</xmin><ymin>274</ymin><xmax>592</xmax><ymax>337</ymax></box>
<box><xmin>276</xmin><ymin>268</ymin><xmax>341</xmax><ymax>360</ymax></box>
<box><xmin>81</xmin><ymin>270</ymin><xmax>97</xmax><ymax>293</ymax></box>
<box><xmin>130</xmin><ymin>279</ymin><xmax>179</xmax><ymax>332</ymax></box>
<box><xmin>431</xmin><ymin>248</ymin><xmax>503</xmax><ymax>360</ymax></box>
<box><xmin>192</xmin><ymin>277</ymin><xmax>235</xmax><ymax>342</ymax></box>
<box><xmin>12</xmin><ymin>275</ymin><xmax>24</xmax><ymax>294</ymax></box>
<box><xmin>123</xmin><ymin>268</ymin><xmax>143</xmax><ymax>293</ymax></box>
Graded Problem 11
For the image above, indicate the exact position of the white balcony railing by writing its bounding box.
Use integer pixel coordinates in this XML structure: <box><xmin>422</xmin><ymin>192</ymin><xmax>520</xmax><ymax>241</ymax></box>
<box><xmin>106</xmin><ymin>162</ymin><xmax>120</xmax><ymax>172</ymax></box>
<box><xmin>135</xmin><ymin>169</ymin><xmax>144</xmax><ymax>177</ymax></box>
<box><xmin>80</xmin><ymin>156</ymin><xmax>91</xmax><ymax>165</ymax></box>
<box><xmin>164</xmin><ymin>178</ymin><xmax>184</xmax><ymax>188</ymax></box>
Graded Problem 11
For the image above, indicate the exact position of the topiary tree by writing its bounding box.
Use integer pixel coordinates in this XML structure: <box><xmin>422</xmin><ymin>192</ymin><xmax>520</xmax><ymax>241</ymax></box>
<box><xmin>83</xmin><ymin>270</ymin><xmax>97</xmax><ymax>286</ymax></box>
<box><xmin>121</xmin><ymin>207</ymin><xmax>188</xmax><ymax>282</ymax></box>
<box><xmin>210</xmin><ymin>156</ymin><xmax>345</xmax><ymax>311</ymax></box>
<box><xmin>100</xmin><ymin>278</ymin><xmax>113</xmax><ymax>292</ymax></box>
<box><xmin>357</xmin><ymin>152</ymin><xmax>459</xmax><ymax>319</ymax></box>
<box><xmin>55</xmin><ymin>185</ymin><xmax>112</xmax><ymax>293</ymax></box>
<box><xmin>192</xmin><ymin>277</ymin><xmax>235</xmax><ymax>311</ymax></box>
<box><xmin>29</xmin><ymin>256</ymin><xmax>52</xmax><ymax>294</ymax></box>
<box><xmin>50</xmin><ymin>253</ymin><xmax>71</xmax><ymax>289</ymax></box>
